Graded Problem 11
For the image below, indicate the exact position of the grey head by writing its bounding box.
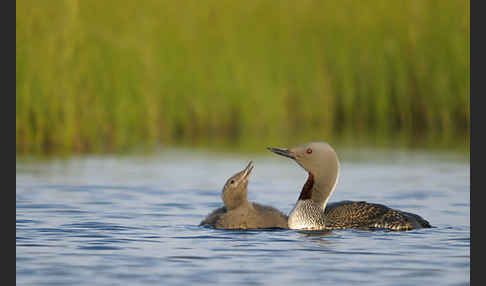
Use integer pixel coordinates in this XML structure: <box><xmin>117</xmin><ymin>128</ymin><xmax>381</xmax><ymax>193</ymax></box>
<box><xmin>267</xmin><ymin>142</ymin><xmax>340</xmax><ymax>208</ymax></box>
<box><xmin>222</xmin><ymin>161</ymin><xmax>254</xmax><ymax>210</ymax></box>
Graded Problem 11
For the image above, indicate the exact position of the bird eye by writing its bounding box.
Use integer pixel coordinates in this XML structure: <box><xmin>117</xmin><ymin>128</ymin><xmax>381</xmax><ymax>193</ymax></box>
<box><xmin>230</xmin><ymin>180</ymin><xmax>235</xmax><ymax>184</ymax></box>
<box><xmin>306</xmin><ymin>148</ymin><xmax>312</xmax><ymax>154</ymax></box>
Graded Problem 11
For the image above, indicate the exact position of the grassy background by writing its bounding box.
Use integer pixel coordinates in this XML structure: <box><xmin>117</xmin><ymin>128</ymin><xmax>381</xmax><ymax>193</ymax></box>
<box><xmin>16</xmin><ymin>0</ymin><xmax>469</xmax><ymax>155</ymax></box>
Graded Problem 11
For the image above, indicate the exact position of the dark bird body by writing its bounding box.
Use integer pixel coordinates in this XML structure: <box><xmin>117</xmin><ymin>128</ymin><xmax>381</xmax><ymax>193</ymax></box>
<box><xmin>323</xmin><ymin>201</ymin><xmax>431</xmax><ymax>230</ymax></box>
<box><xmin>200</xmin><ymin>202</ymin><xmax>288</xmax><ymax>229</ymax></box>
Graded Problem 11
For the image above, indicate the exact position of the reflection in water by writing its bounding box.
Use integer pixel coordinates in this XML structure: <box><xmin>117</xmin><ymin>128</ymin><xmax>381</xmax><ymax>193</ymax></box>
<box><xmin>297</xmin><ymin>231</ymin><xmax>335</xmax><ymax>249</ymax></box>
<box><xmin>297</xmin><ymin>230</ymin><xmax>333</xmax><ymax>237</ymax></box>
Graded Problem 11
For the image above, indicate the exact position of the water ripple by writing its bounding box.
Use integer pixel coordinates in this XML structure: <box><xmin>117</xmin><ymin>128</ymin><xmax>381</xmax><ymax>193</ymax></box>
<box><xmin>16</xmin><ymin>152</ymin><xmax>469</xmax><ymax>286</ymax></box>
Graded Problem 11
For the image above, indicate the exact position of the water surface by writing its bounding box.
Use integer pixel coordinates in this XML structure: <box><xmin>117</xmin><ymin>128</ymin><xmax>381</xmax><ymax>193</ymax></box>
<box><xmin>16</xmin><ymin>148</ymin><xmax>469</xmax><ymax>285</ymax></box>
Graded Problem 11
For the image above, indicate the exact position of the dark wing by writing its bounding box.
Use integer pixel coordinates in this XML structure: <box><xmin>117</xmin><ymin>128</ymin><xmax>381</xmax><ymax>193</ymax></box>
<box><xmin>251</xmin><ymin>203</ymin><xmax>289</xmax><ymax>229</ymax></box>
<box><xmin>201</xmin><ymin>203</ymin><xmax>288</xmax><ymax>229</ymax></box>
<box><xmin>199</xmin><ymin>206</ymin><xmax>227</xmax><ymax>226</ymax></box>
<box><xmin>324</xmin><ymin>201</ymin><xmax>431</xmax><ymax>230</ymax></box>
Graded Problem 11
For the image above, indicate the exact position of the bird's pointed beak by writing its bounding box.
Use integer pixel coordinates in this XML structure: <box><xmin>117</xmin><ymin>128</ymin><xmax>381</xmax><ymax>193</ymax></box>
<box><xmin>242</xmin><ymin>160</ymin><xmax>254</xmax><ymax>179</ymax></box>
<box><xmin>266</xmin><ymin>147</ymin><xmax>296</xmax><ymax>160</ymax></box>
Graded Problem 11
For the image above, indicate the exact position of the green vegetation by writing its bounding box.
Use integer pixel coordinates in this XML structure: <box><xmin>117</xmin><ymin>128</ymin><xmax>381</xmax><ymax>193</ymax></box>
<box><xmin>16</xmin><ymin>0</ymin><xmax>469</xmax><ymax>155</ymax></box>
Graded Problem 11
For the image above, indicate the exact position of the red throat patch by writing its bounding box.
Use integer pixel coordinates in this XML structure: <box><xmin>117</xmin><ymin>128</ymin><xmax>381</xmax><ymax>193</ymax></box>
<box><xmin>298</xmin><ymin>172</ymin><xmax>314</xmax><ymax>200</ymax></box>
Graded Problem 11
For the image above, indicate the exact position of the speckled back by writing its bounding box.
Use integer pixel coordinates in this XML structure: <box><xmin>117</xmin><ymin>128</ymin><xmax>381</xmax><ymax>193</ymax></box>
<box><xmin>289</xmin><ymin>200</ymin><xmax>431</xmax><ymax>231</ymax></box>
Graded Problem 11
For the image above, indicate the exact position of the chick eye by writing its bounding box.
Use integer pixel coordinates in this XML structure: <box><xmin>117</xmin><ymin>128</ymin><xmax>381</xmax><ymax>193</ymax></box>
<box><xmin>306</xmin><ymin>148</ymin><xmax>312</xmax><ymax>154</ymax></box>
<box><xmin>230</xmin><ymin>180</ymin><xmax>235</xmax><ymax>184</ymax></box>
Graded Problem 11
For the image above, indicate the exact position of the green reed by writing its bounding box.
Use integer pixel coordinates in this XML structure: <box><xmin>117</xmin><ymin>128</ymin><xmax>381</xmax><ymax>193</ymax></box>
<box><xmin>16</xmin><ymin>0</ymin><xmax>469</xmax><ymax>154</ymax></box>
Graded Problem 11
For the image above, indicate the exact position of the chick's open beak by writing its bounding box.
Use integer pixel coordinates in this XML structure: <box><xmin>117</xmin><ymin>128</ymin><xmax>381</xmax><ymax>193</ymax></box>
<box><xmin>242</xmin><ymin>161</ymin><xmax>254</xmax><ymax>179</ymax></box>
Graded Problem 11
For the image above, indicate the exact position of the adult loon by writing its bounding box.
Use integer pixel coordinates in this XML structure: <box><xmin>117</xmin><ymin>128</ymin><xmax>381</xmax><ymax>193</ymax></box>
<box><xmin>267</xmin><ymin>142</ymin><xmax>431</xmax><ymax>231</ymax></box>
<box><xmin>200</xmin><ymin>161</ymin><xmax>288</xmax><ymax>229</ymax></box>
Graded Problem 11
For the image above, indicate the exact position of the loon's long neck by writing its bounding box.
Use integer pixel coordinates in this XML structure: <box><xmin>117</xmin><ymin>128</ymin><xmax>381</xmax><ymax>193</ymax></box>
<box><xmin>288</xmin><ymin>169</ymin><xmax>340</xmax><ymax>230</ymax></box>
<box><xmin>313</xmin><ymin>167</ymin><xmax>339</xmax><ymax>210</ymax></box>
<box><xmin>299</xmin><ymin>167</ymin><xmax>339</xmax><ymax>208</ymax></box>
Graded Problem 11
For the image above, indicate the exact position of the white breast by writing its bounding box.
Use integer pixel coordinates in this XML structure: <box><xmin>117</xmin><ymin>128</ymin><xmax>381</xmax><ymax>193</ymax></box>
<box><xmin>288</xmin><ymin>200</ymin><xmax>326</xmax><ymax>230</ymax></box>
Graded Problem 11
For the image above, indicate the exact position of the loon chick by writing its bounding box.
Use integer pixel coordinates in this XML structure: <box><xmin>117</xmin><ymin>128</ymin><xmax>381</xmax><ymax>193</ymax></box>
<box><xmin>267</xmin><ymin>142</ymin><xmax>431</xmax><ymax>231</ymax></box>
<box><xmin>200</xmin><ymin>161</ymin><xmax>288</xmax><ymax>229</ymax></box>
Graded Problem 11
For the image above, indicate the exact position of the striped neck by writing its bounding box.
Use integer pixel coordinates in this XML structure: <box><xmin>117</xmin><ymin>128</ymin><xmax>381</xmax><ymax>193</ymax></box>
<box><xmin>297</xmin><ymin>168</ymin><xmax>339</xmax><ymax>210</ymax></box>
<box><xmin>298</xmin><ymin>172</ymin><xmax>314</xmax><ymax>200</ymax></box>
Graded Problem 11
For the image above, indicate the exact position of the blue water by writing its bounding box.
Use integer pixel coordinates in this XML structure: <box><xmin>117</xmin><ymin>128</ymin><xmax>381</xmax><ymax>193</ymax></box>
<box><xmin>16</xmin><ymin>148</ymin><xmax>469</xmax><ymax>285</ymax></box>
